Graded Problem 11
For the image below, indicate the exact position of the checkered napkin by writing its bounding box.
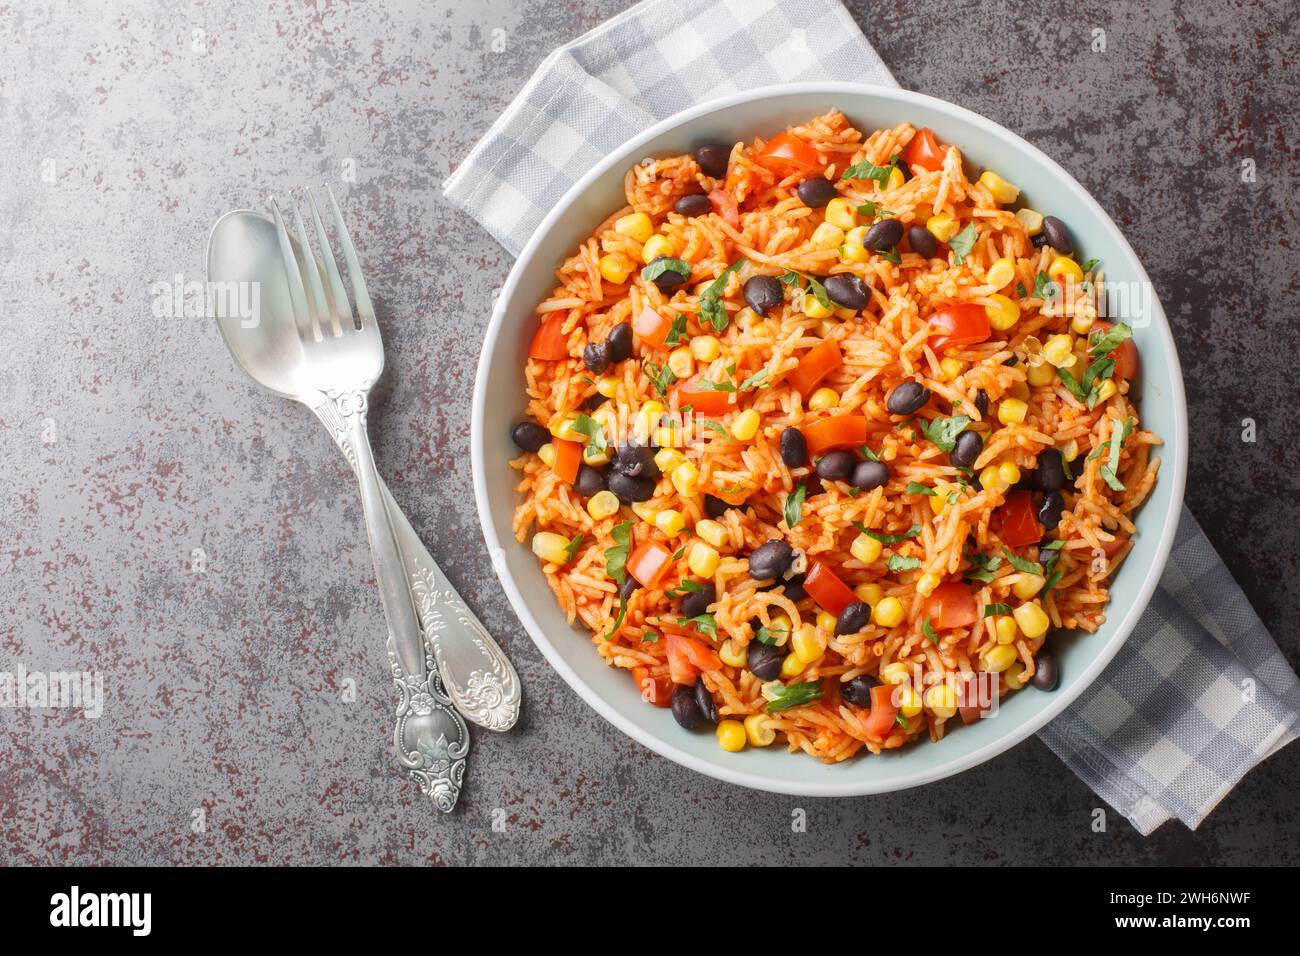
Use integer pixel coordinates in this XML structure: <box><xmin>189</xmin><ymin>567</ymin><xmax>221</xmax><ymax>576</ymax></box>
<box><xmin>443</xmin><ymin>0</ymin><xmax>1299</xmax><ymax>834</ymax></box>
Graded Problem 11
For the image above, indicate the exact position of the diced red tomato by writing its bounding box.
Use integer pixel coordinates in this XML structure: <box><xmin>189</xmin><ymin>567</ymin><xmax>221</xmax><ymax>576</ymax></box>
<box><xmin>708</xmin><ymin>189</ymin><xmax>740</xmax><ymax>228</ymax></box>
<box><xmin>633</xmin><ymin>304</ymin><xmax>672</xmax><ymax>349</ymax></box>
<box><xmin>664</xmin><ymin>632</ymin><xmax>722</xmax><ymax>686</ymax></box>
<box><xmin>1098</xmin><ymin>534</ymin><xmax>1129</xmax><ymax>558</ymax></box>
<box><xmin>627</xmin><ymin>540</ymin><xmax>674</xmax><ymax>588</ymax></box>
<box><xmin>998</xmin><ymin>491</ymin><xmax>1043</xmax><ymax>548</ymax></box>
<box><xmin>926</xmin><ymin>304</ymin><xmax>991</xmax><ymax>352</ymax></box>
<box><xmin>800</xmin><ymin>414</ymin><xmax>868</xmax><ymax>457</ymax></box>
<box><xmin>958</xmin><ymin>672</ymin><xmax>999</xmax><ymax>725</ymax></box>
<box><xmin>786</xmin><ymin>338</ymin><xmax>842</xmax><ymax>395</ymax></box>
<box><xmin>755</xmin><ymin>132</ymin><xmax>820</xmax><ymax>174</ymax></box>
<box><xmin>923</xmin><ymin>581</ymin><xmax>979</xmax><ymax>631</ymax></box>
<box><xmin>676</xmin><ymin>374</ymin><xmax>734</xmax><ymax>417</ymax></box>
<box><xmin>529</xmin><ymin>315</ymin><xmax>569</xmax><ymax>360</ymax></box>
<box><xmin>632</xmin><ymin>666</ymin><xmax>673</xmax><ymax>707</ymax></box>
<box><xmin>863</xmin><ymin>684</ymin><xmax>901</xmax><ymax>737</ymax></box>
<box><xmin>804</xmin><ymin>558</ymin><xmax>856</xmax><ymax>617</ymax></box>
<box><xmin>1091</xmin><ymin>321</ymin><xmax>1140</xmax><ymax>380</ymax></box>
<box><xmin>551</xmin><ymin>438</ymin><xmax>583</xmax><ymax>483</ymax></box>
<box><xmin>901</xmin><ymin>127</ymin><xmax>946</xmax><ymax>173</ymax></box>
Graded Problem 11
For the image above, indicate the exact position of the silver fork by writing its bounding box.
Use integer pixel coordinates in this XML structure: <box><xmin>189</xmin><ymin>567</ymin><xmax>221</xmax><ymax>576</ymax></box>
<box><xmin>270</xmin><ymin>186</ymin><xmax>469</xmax><ymax>811</ymax></box>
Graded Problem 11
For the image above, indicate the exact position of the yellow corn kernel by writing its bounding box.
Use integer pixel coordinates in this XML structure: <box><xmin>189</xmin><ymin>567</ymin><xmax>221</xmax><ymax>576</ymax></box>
<box><xmin>854</xmin><ymin>582</ymin><xmax>884</xmax><ymax>606</ymax></box>
<box><xmin>1070</xmin><ymin>313</ymin><xmax>1097</xmax><ymax>335</ymax></box>
<box><xmin>791</xmin><ymin>623</ymin><xmax>826</xmax><ymax>664</ymax></box>
<box><xmin>802</xmin><ymin>292</ymin><xmax>833</xmax><ymax>319</ymax></box>
<box><xmin>994</xmin><ymin>615</ymin><xmax>1019</xmax><ymax>645</ymax></box>
<box><xmin>631</xmin><ymin>501</ymin><xmax>659</xmax><ymax>524</ymax></box>
<box><xmin>671</xmin><ymin>460</ymin><xmax>699</xmax><ymax>497</ymax></box>
<box><xmin>583</xmin><ymin>442</ymin><xmax>611</xmax><ymax>466</ymax></box>
<box><xmin>652</xmin><ymin>425</ymin><xmax>680</xmax><ymax>449</ymax></box>
<box><xmin>1094</xmin><ymin>378</ymin><xmax>1118</xmax><ymax>403</ymax></box>
<box><xmin>1003</xmin><ymin>662</ymin><xmax>1028</xmax><ymax>690</ymax></box>
<box><xmin>997</xmin><ymin>397</ymin><xmax>1029</xmax><ymax>425</ymax></box>
<box><xmin>667</xmin><ymin>346</ymin><xmax>694</xmax><ymax>380</ymax></box>
<box><xmin>985</xmin><ymin>257</ymin><xmax>1016</xmax><ymax>290</ymax></box>
<box><xmin>586</xmin><ymin>490</ymin><xmax>621</xmax><ymax>521</ymax></box>
<box><xmin>688</xmin><ymin>541</ymin><xmax>720</xmax><ymax>577</ymax></box>
<box><xmin>1015</xmin><ymin>208</ymin><xmax>1044</xmax><ymax>236</ymax></box>
<box><xmin>780</xmin><ymin>653</ymin><xmax>806</xmax><ymax>678</ymax></box>
<box><xmin>549</xmin><ymin>411</ymin><xmax>583</xmax><ymax>442</ymax></box>
<box><xmin>530</xmin><ymin>531</ymin><xmax>571</xmax><ymax>565</ymax></box>
<box><xmin>719</xmin><ymin>638</ymin><xmax>746</xmax><ymax>668</ymax></box>
<box><xmin>983</xmin><ymin>644</ymin><xmax>1019</xmax><ymax>673</ymax></box>
<box><xmin>815</xmin><ymin>611</ymin><xmax>837</xmax><ymax>634</ymax></box>
<box><xmin>730</xmin><ymin>408</ymin><xmax>761</xmax><ymax>442</ymax></box>
<box><xmin>654</xmin><ymin>448</ymin><xmax>686</xmax><ymax>473</ymax></box>
<box><xmin>824</xmin><ymin>197</ymin><xmax>858</xmax><ymax>230</ymax></box>
<box><xmin>634</xmin><ymin>400</ymin><xmax>664</xmax><ymax>435</ymax></box>
<box><xmin>768</xmin><ymin>612</ymin><xmax>793</xmax><ymax>635</ymax></box>
<box><xmin>744</xmin><ymin>713</ymin><xmax>776</xmax><ymax>747</ymax></box>
<box><xmin>938</xmin><ymin>357</ymin><xmax>967</xmax><ymax>381</ymax></box>
<box><xmin>716</xmin><ymin>718</ymin><xmax>747</xmax><ymax>752</ymax></box>
<box><xmin>810</xmin><ymin>221</ymin><xmax>845</xmax><ymax>249</ymax></box>
<box><xmin>985</xmin><ymin>293</ymin><xmax>1021</xmax><ymax>331</ymax></box>
<box><xmin>916</xmin><ymin>572</ymin><xmax>941</xmax><ymax>597</ymax></box>
<box><xmin>694</xmin><ymin>518</ymin><xmax>727</xmax><ymax>549</ymax></box>
<box><xmin>1008</xmin><ymin>380</ymin><xmax>1031</xmax><ymax>402</ymax></box>
<box><xmin>595</xmin><ymin>376</ymin><xmax>620</xmax><ymax>398</ymax></box>
<box><xmin>749</xmin><ymin>320</ymin><xmax>774</xmax><ymax>339</ymax></box>
<box><xmin>1060</xmin><ymin>440</ymin><xmax>1079</xmax><ymax>462</ymax></box>
<box><xmin>897</xmin><ymin>685</ymin><xmax>924</xmax><ymax>719</ymax></box>
<box><xmin>690</xmin><ymin>335</ymin><xmax>720</xmax><ymax>361</ymax></box>
<box><xmin>614</xmin><ymin>211</ymin><xmax>654</xmax><ymax>243</ymax></box>
<box><xmin>839</xmin><ymin>225</ymin><xmax>871</xmax><ymax>263</ymax></box>
<box><xmin>538</xmin><ymin>443</ymin><xmax>557</xmax><ymax>467</ymax></box>
<box><xmin>978</xmin><ymin>464</ymin><xmax>1005</xmax><ymax>493</ymax></box>
<box><xmin>1013</xmin><ymin>601</ymin><xmax>1051</xmax><ymax>639</ymax></box>
<box><xmin>928</xmin><ymin>493</ymin><xmax>947</xmax><ymax>516</ymax></box>
<box><xmin>641</xmin><ymin>234</ymin><xmax>675</xmax><ymax>265</ymax></box>
<box><xmin>598</xmin><ymin>253</ymin><xmax>632</xmax><ymax>285</ymax></box>
<box><xmin>924</xmin><ymin>682</ymin><xmax>959</xmax><ymax>719</ymax></box>
<box><xmin>1027</xmin><ymin>361</ymin><xmax>1057</xmax><ymax>387</ymax></box>
<box><xmin>926</xmin><ymin>213</ymin><xmax>960</xmax><ymax>243</ymax></box>
<box><xmin>885</xmin><ymin>167</ymin><xmax>905</xmax><ymax>190</ymax></box>
<box><xmin>1012</xmin><ymin>573</ymin><xmax>1045</xmax><ymax>600</ymax></box>
<box><xmin>873</xmin><ymin>596</ymin><xmax>904</xmax><ymax>628</ymax></box>
<box><xmin>1047</xmin><ymin>255</ymin><xmax>1084</xmax><ymax>284</ymax></box>
<box><xmin>807</xmin><ymin>387</ymin><xmax>839</xmax><ymax>411</ymax></box>
<box><xmin>978</xmin><ymin>170</ymin><xmax>1020</xmax><ymax>205</ymax></box>
<box><xmin>655</xmin><ymin>509</ymin><xmax>686</xmax><ymax>537</ymax></box>
<box><xmin>998</xmin><ymin>461</ymin><xmax>1021</xmax><ymax>486</ymax></box>
<box><xmin>851</xmin><ymin>534</ymin><xmax>883</xmax><ymax>564</ymax></box>
<box><xmin>834</xmin><ymin>305</ymin><xmax>857</xmax><ymax>320</ymax></box>
<box><xmin>1042</xmin><ymin>334</ymin><xmax>1076</xmax><ymax>368</ymax></box>
<box><xmin>879</xmin><ymin>662</ymin><xmax>911</xmax><ymax>685</ymax></box>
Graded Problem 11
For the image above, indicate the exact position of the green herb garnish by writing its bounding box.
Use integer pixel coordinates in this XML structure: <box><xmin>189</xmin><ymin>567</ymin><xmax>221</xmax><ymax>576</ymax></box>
<box><xmin>1032</xmin><ymin>271</ymin><xmax>1060</xmax><ymax>301</ymax></box>
<box><xmin>1015</xmin><ymin>281</ymin><xmax>1027</xmax><ymax>297</ymax></box>
<box><xmin>840</xmin><ymin>154</ymin><xmax>900</xmax><ymax>188</ymax></box>
<box><xmin>1001</xmin><ymin>547</ymin><xmax>1044</xmax><ymax>576</ymax></box>
<box><xmin>948</xmin><ymin>224</ymin><xmax>979</xmax><ymax>264</ymax></box>
<box><xmin>964</xmin><ymin>551</ymin><xmax>1004</xmax><ymax>583</ymax></box>
<box><xmin>562</xmin><ymin>533</ymin><xmax>584</xmax><ymax>563</ymax></box>
<box><xmin>699</xmin><ymin>259</ymin><xmax>746</xmax><ymax>332</ymax></box>
<box><xmin>571</xmin><ymin>413</ymin><xmax>606</xmax><ymax>454</ymax></box>
<box><xmin>879</xmin><ymin>247</ymin><xmax>901</xmax><ymax>265</ymax></box>
<box><xmin>678</xmin><ymin>613</ymin><xmax>718</xmax><ymax>639</ymax></box>
<box><xmin>1039</xmin><ymin>567</ymin><xmax>1064</xmax><ymax>599</ymax></box>
<box><xmin>766</xmin><ymin>680</ymin><xmax>825</xmax><ymax>714</ymax></box>
<box><xmin>887</xmin><ymin>554</ymin><xmax>922</xmax><ymax>572</ymax></box>
<box><xmin>983</xmin><ymin>603</ymin><xmax>1012</xmax><ymax>618</ymax></box>
<box><xmin>1080</xmin><ymin>258</ymin><xmax>1100</xmax><ymax>274</ymax></box>
<box><xmin>861</xmin><ymin>445</ymin><xmax>881</xmax><ymax>462</ymax></box>
<box><xmin>852</xmin><ymin>522</ymin><xmax>922</xmax><ymax>545</ymax></box>
<box><xmin>664</xmin><ymin>312</ymin><xmax>690</xmax><ymax>346</ymax></box>
<box><xmin>917</xmin><ymin>414</ymin><xmax>971</xmax><ymax>452</ymax></box>
<box><xmin>604</xmin><ymin>521</ymin><xmax>633</xmax><ymax>584</ymax></box>
<box><xmin>856</xmin><ymin>200</ymin><xmax>895</xmax><ymax>217</ymax></box>
<box><xmin>756</xmin><ymin>625</ymin><xmax>787</xmax><ymax>646</ymax></box>
<box><xmin>667</xmin><ymin>579</ymin><xmax>704</xmax><ymax>597</ymax></box>
<box><xmin>784</xmin><ymin>481</ymin><xmax>808</xmax><ymax>528</ymax></box>
<box><xmin>641</xmin><ymin>629</ymin><xmax>660</xmax><ymax>643</ymax></box>
<box><xmin>1088</xmin><ymin>322</ymin><xmax>1132</xmax><ymax>358</ymax></box>
<box><xmin>1099</xmin><ymin>417</ymin><xmax>1134</xmax><ymax>491</ymax></box>
<box><xmin>643</xmin><ymin>360</ymin><xmax>677</xmax><ymax>398</ymax></box>
<box><xmin>641</xmin><ymin>257</ymin><xmax>691</xmax><ymax>284</ymax></box>
<box><xmin>922</xmin><ymin>618</ymin><xmax>940</xmax><ymax>646</ymax></box>
<box><xmin>904</xmin><ymin>481</ymin><xmax>937</xmax><ymax>496</ymax></box>
<box><xmin>702</xmin><ymin>420</ymin><xmax>730</xmax><ymax>437</ymax></box>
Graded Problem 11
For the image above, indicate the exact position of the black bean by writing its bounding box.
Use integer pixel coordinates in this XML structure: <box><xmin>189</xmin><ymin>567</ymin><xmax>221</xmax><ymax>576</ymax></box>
<box><xmin>1036</xmin><ymin>448</ymin><xmax>1066</xmax><ymax>491</ymax></box>
<box><xmin>1002</xmin><ymin>354</ymin><xmax>1020</xmax><ymax>367</ymax></box>
<box><xmin>694</xmin><ymin>680</ymin><xmax>719</xmax><ymax>723</ymax></box>
<box><xmin>613</xmin><ymin>443</ymin><xmax>660</xmax><ymax>480</ymax></box>
<box><xmin>815</xmin><ymin>450</ymin><xmax>855</xmax><ymax>481</ymax></box>
<box><xmin>606</xmin><ymin>322</ymin><xmax>633</xmax><ymax>362</ymax></box>
<box><xmin>679</xmin><ymin>582</ymin><xmax>716</xmax><ymax>619</ymax></box>
<box><xmin>583</xmin><ymin>340</ymin><xmax>610</xmax><ymax>374</ymax></box>
<box><xmin>950</xmin><ymin>430</ymin><xmax>984</xmax><ymax>470</ymax></box>
<box><xmin>1031</xmin><ymin>652</ymin><xmax>1059</xmax><ymax>691</ymax></box>
<box><xmin>674</xmin><ymin>193</ymin><xmax>712</xmax><ymax>217</ymax></box>
<box><xmin>850</xmin><ymin>459</ymin><xmax>890</xmax><ymax>491</ymax></box>
<box><xmin>823</xmin><ymin>273</ymin><xmax>869</xmax><ymax>310</ymax></box>
<box><xmin>886</xmin><ymin>380</ymin><xmax>930</xmax><ymax>416</ymax></box>
<box><xmin>695</xmin><ymin>144</ymin><xmax>730</xmax><ymax>179</ymax></box>
<box><xmin>835</xmin><ymin>601</ymin><xmax>872</xmax><ymax>636</ymax></box>
<box><xmin>863</xmin><ymin>217</ymin><xmax>903</xmax><ymax>251</ymax></box>
<box><xmin>743</xmin><ymin>275</ymin><xmax>785</xmax><ymax>317</ymax></box>
<box><xmin>704</xmin><ymin>494</ymin><xmax>732</xmax><ymax>519</ymax></box>
<box><xmin>908</xmin><ymin>225</ymin><xmax>937</xmax><ymax>259</ymax></box>
<box><xmin>647</xmin><ymin>256</ymin><xmax>688</xmax><ymax>293</ymax></box>
<box><xmin>574</xmin><ymin>464</ymin><xmax>607</xmax><ymax>497</ymax></box>
<box><xmin>840</xmin><ymin>675</ymin><xmax>877</xmax><ymax>707</ymax></box>
<box><xmin>747</xmin><ymin>640</ymin><xmax>784</xmax><ymax>681</ymax></box>
<box><xmin>582</xmin><ymin>393</ymin><xmax>607</xmax><ymax>411</ymax></box>
<box><xmin>1041</xmin><ymin>216</ymin><xmax>1073</xmax><ymax>255</ymax></box>
<box><xmin>1013</xmin><ymin>469</ymin><xmax>1039</xmax><ymax>492</ymax></box>
<box><xmin>774</xmin><ymin>573</ymin><xmax>807</xmax><ymax>603</ymax></box>
<box><xmin>1038</xmin><ymin>489</ymin><xmax>1064</xmax><ymax>531</ymax></box>
<box><xmin>974</xmin><ymin>388</ymin><xmax>989</xmax><ymax>418</ymax></box>
<box><xmin>510</xmin><ymin>421</ymin><xmax>550</xmax><ymax>452</ymax></box>
<box><xmin>748</xmin><ymin>540</ymin><xmax>794</xmax><ymax>580</ymax></box>
<box><xmin>800</xmin><ymin>474</ymin><xmax>824</xmax><ymax>498</ymax></box>
<box><xmin>1039</xmin><ymin>544</ymin><xmax>1062</xmax><ymax>570</ymax></box>
<box><xmin>779</xmin><ymin>427</ymin><xmax>809</xmax><ymax>468</ymax></box>
<box><xmin>608</xmin><ymin>471</ymin><xmax>656</xmax><ymax>504</ymax></box>
<box><xmin>671</xmin><ymin>684</ymin><xmax>706</xmax><ymax>730</ymax></box>
<box><xmin>796</xmin><ymin>177</ymin><xmax>837</xmax><ymax>208</ymax></box>
<box><xmin>1030</xmin><ymin>232</ymin><xmax>1047</xmax><ymax>249</ymax></box>
<box><xmin>618</xmin><ymin>576</ymin><xmax>641</xmax><ymax>601</ymax></box>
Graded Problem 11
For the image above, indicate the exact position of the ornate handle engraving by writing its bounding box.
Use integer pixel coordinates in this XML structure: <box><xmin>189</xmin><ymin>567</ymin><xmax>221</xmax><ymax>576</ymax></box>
<box><xmin>390</xmin><ymin>632</ymin><xmax>469</xmax><ymax>812</ymax></box>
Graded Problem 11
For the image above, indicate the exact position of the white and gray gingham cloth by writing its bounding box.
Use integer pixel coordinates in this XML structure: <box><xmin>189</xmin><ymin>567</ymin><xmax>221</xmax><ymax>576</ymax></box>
<box><xmin>444</xmin><ymin>0</ymin><xmax>1300</xmax><ymax>834</ymax></box>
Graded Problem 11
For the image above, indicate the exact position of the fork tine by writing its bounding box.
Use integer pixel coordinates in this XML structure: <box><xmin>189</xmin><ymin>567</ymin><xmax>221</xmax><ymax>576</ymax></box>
<box><xmin>290</xmin><ymin>194</ymin><xmax>330</xmax><ymax>341</ymax></box>
<box><xmin>269</xmin><ymin>195</ymin><xmax>316</xmax><ymax>343</ymax></box>
<box><xmin>304</xmin><ymin>187</ymin><xmax>352</xmax><ymax>336</ymax></box>
<box><xmin>324</xmin><ymin>184</ymin><xmax>376</xmax><ymax>328</ymax></box>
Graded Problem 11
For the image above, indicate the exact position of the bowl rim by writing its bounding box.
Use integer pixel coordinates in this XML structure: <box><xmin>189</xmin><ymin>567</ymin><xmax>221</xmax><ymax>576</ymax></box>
<box><xmin>471</xmin><ymin>81</ymin><xmax>1188</xmax><ymax>796</ymax></box>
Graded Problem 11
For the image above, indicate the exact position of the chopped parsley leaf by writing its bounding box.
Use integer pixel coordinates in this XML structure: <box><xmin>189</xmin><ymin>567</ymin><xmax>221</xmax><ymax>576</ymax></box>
<box><xmin>948</xmin><ymin>224</ymin><xmax>979</xmax><ymax>264</ymax></box>
<box><xmin>765</xmin><ymin>680</ymin><xmax>825</xmax><ymax>714</ymax></box>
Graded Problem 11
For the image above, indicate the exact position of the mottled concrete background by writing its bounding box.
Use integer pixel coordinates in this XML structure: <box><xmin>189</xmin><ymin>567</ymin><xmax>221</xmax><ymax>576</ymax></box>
<box><xmin>1</xmin><ymin>0</ymin><xmax>1296</xmax><ymax>866</ymax></box>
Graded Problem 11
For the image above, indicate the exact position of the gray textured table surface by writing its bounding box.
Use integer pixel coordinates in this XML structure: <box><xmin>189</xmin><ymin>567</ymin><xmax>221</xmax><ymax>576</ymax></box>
<box><xmin>2</xmin><ymin>0</ymin><xmax>1297</xmax><ymax>866</ymax></box>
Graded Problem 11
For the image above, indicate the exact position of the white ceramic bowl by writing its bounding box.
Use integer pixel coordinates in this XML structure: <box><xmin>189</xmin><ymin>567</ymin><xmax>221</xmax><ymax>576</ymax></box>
<box><xmin>472</xmin><ymin>83</ymin><xmax>1187</xmax><ymax>796</ymax></box>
